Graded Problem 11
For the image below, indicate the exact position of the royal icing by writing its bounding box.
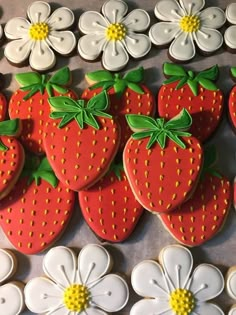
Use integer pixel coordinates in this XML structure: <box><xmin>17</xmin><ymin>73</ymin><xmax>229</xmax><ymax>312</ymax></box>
<box><xmin>24</xmin><ymin>244</ymin><xmax>129</xmax><ymax>314</ymax></box>
<box><xmin>226</xmin><ymin>267</ymin><xmax>236</xmax><ymax>315</ymax></box>
<box><xmin>225</xmin><ymin>3</ymin><xmax>236</xmax><ymax>50</ymax></box>
<box><xmin>4</xmin><ymin>1</ymin><xmax>76</xmax><ymax>71</ymax></box>
<box><xmin>131</xmin><ymin>245</ymin><xmax>224</xmax><ymax>315</ymax></box>
<box><xmin>0</xmin><ymin>249</ymin><xmax>24</xmax><ymax>315</ymax></box>
<box><xmin>78</xmin><ymin>0</ymin><xmax>151</xmax><ymax>71</ymax></box>
<box><xmin>149</xmin><ymin>0</ymin><xmax>226</xmax><ymax>61</ymax></box>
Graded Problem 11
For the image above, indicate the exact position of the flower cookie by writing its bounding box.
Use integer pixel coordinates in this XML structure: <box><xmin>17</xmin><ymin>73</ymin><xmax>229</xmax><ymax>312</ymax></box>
<box><xmin>25</xmin><ymin>244</ymin><xmax>129</xmax><ymax>314</ymax></box>
<box><xmin>131</xmin><ymin>244</ymin><xmax>224</xmax><ymax>315</ymax></box>
<box><xmin>4</xmin><ymin>1</ymin><xmax>76</xmax><ymax>71</ymax></box>
<box><xmin>226</xmin><ymin>267</ymin><xmax>236</xmax><ymax>315</ymax></box>
<box><xmin>224</xmin><ymin>3</ymin><xmax>236</xmax><ymax>52</ymax></box>
<box><xmin>78</xmin><ymin>0</ymin><xmax>151</xmax><ymax>71</ymax></box>
<box><xmin>0</xmin><ymin>249</ymin><xmax>24</xmax><ymax>315</ymax></box>
<box><xmin>149</xmin><ymin>0</ymin><xmax>226</xmax><ymax>62</ymax></box>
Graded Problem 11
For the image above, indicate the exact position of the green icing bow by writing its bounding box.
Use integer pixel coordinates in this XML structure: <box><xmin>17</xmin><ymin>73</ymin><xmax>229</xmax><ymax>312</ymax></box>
<box><xmin>15</xmin><ymin>67</ymin><xmax>71</xmax><ymax>100</ymax></box>
<box><xmin>86</xmin><ymin>67</ymin><xmax>145</xmax><ymax>97</ymax></box>
<box><xmin>163</xmin><ymin>63</ymin><xmax>219</xmax><ymax>96</ymax></box>
<box><xmin>0</xmin><ymin>118</ymin><xmax>21</xmax><ymax>151</ymax></box>
<box><xmin>126</xmin><ymin>109</ymin><xmax>192</xmax><ymax>150</ymax></box>
<box><xmin>49</xmin><ymin>91</ymin><xmax>112</xmax><ymax>129</ymax></box>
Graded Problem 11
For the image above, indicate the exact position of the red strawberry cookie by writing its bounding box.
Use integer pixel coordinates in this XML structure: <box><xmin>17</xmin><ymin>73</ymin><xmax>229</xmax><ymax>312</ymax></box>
<box><xmin>228</xmin><ymin>67</ymin><xmax>236</xmax><ymax>131</ymax></box>
<box><xmin>0</xmin><ymin>156</ymin><xmax>75</xmax><ymax>255</ymax></box>
<box><xmin>158</xmin><ymin>63</ymin><xmax>224</xmax><ymax>142</ymax></box>
<box><xmin>160</xmin><ymin>146</ymin><xmax>232</xmax><ymax>246</ymax></box>
<box><xmin>0</xmin><ymin>88</ymin><xmax>7</xmax><ymax>122</ymax></box>
<box><xmin>43</xmin><ymin>91</ymin><xmax>120</xmax><ymax>191</ymax></box>
<box><xmin>82</xmin><ymin>67</ymin><xmax>155</xmax><ymax>150</ymax></box>
<box><xmin>123</xmin><ymin>109</ymin><xmax>203</xmax><ymax>214</ymax></box>
<box><xmin>9</xmin><ymin>67</ymin><xmax>77</xmax><ymax>155</ymax></box>
<box><xmin>79</xmin><ymin>161</ymin><xmax>143</xmax><ymax>242</ymax></box>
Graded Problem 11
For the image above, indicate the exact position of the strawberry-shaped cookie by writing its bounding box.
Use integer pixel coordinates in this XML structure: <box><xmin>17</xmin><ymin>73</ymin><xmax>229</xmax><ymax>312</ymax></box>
<box><xmin>228</xmin><ymin>67</ymin><xmax>236</xmax><ymax>132</ymax></box>
<box><xmin>158</xmin><ymin>63</ymin><xmax>224</xmax><ymax>142</ymax></box>
<box><xmin>0</xmin><ymin>156</ymin><xmax>75</xmax><ymax>255</ymax></box>
<box><xmin>123</xmin><ymin>109</ymin><xmax>203</xmax><ymax>213</ymax></box>
<box><xmin>9</xmin><ymin>67</ymin><xmax>77</xmax><ymax>155</ymax></box>
<box><xmin>79</xmin><ymin>161</ymin><xmax>143</xmax><ymax>242</ymax></box>
<box><xmin>160</xmin><ymin>147</ymin><xmax>232</xmax><ymax>246</ymax></box>
<box><xmin>82</xmin><ymin>67</ymin><xmax>155</xmax><ymax>150</ymax></box>
<box><xmin>0</xmin><ymin>88</ymin><xmax>7</xmax><ymax>122</ymax></box>
<box><xmin>43</xmin><ymin>91</ymin><xmax>120</xmax><ymax>191</ymax></box>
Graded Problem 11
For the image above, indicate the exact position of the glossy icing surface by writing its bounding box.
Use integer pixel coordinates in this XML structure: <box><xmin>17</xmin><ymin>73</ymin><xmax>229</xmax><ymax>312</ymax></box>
<box><xmin>225</xmin><ymin>3</ymin><xmax>236</xmax><ymax>50</ymax></box>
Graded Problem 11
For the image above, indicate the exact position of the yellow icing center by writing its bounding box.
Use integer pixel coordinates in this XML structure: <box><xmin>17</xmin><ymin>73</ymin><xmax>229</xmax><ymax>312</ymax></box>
<box><xmin>169</xmin><ymin>288</ymin><xmax>195</xmax><ymax>315</ymax></box>
<box><xmin>29</xmin><ymin>22</ymin><xmax>49</xmax><ymax>40</ymax></box>
<box><xmin>105</xmin><ymin>23</ymin><xmax>127</xmax><ymax>41</ymax></box>
<box><xmin>179</xmin><ymin>15</ymin><xmax>200</xmax><ymax>33</ymax></box>
<box><xmin>63</xmin><ymin>284</ymin><xmax>90</xmax><ymax>312</ymax></box>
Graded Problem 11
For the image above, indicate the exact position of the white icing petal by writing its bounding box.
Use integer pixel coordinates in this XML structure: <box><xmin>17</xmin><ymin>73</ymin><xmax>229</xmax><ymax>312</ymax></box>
<box><xmin>25</xmin><ymin>277</ymin><xmax>63</xmax><ymax>313</ymax></box>
<box><xmin>154</xmin><ymin>0</ymin><xmax>184</xmax><ymax>22</ymax></box>
<box><xmin>102</xmin><ymin>0</ymin><xmax>128</xmax><ymax>24</ymax></box>
<box><xmin>0</xmin><ymin>283</ymin><xmax>24</xmax><ymax>315</ymax></box>
<box><xmin>102</xmin><ymin>40</ymin><xmax>129</xmax><ymax>71</ymax></box>
<box><xmin>4</xmin><ymin>18</ymin><xmax>30</xmax><ymax>40</ymax></box>
<box><xmin>4</xmin><ymin>39</ymin><xmax>32</xmax><ymax>64</ymax></box>
<box><xmin>43</xmin><ymin>246</ymin><xmax>76</xmax><ymax>288</ymax></box>
<box><xmin>149</xmin><ymin>22</ymin><xmax>180</xmax><ymax>45</ymax></box>
<box><xmin>224</xmin><ymin>26</ymin><xmax>236</xmax><ymax>50</ymax></box>
<box><xmin>122</xmin><ymin>9</ymin><xmax>150</xmax><ymax>32</ymax></box>
<box><xmin>124</xmin><ymin>33</ymin><xmax>151</xmax><ymax>58</ymax></box>
<box><xmin>78</xmin><ymin>34</ymin><xmax>106</xmax><ymax>60</ymax></box>
<box><xmin>130</xmin><ymin>299</ymin><xmax>172</xmax><ymax>315</ymax></box>
<box><xmin>82</xmin><ymin>308</ymin><xmax>107</xmax><ymax>315</ymax></box>
<box><xmin>47</xmin><ymin>307</ymin><xmax>68</xmax><ymax>315</ymax></box>
<box><xmin>226</xmin><ymin>3</ymin><xmax>236</xmax><ymax>24</ymax></box>
<box><xmin>189</xmin><ymin>264</ymin><xmax>224</xmax><ymax>302</ymax></box>
<box><xmin>0</xmin><ymin>25</ymin><xmax>2</xmax><ymax>39</ymax></box>
<box><xmin>199</xmin><ymin>7</ymin><xmax>226</xmax><ymax>29</ymax></box>
<box><xmin>131</xmin><ymin>260</ymin><xmax>169</xmax><ymax>298</ymax></box>
<box><xmin>27</xmin><ymin>1</ymin><xmax>51</xmax><ymax>23</ymax></box>
<box><xmin>29</xmin><ymin>40</ymin><xmax>56</xmax><ymax>71</ymax></box>
<box><xmin>169</xmin><ymin>32</ymin><xmax>195</xmax><ymax>61</ymax></box>
<box><xmin>226</xmin><ymin>268</ymin><xmax>236</xmax><ymax>299</ymax></box>
<box><xmin>79</xmin><ymin>12</ymin><xmax>108</xmax><ymax>34</ymax></box>
<box><xmin>194</xmin><ymin>28</ymin><xmax>223</xmax><ymax>52</ymax></box>
<box><xmin>89</xmin><ymin>274</ymin><xmax>129</xmax><ymax>312</ymax></box>
<box><xmin>179</xmin><ymin>0</ymin><xmax>205</xmax><ymax>15</ymax></box>
<box><xmin>47</xmin><ymin>7</ymin><xmax>74</xmax><ymax>30</ymax></box>
<box><xmin>194</xmin><ymin>303</ymin><xmax>224</xmax><ymax>315</ymax></box>
<box><xmin>0</xmin><ymin>249</ymin><xmax>15</xmax><ymax>283</ymax></box>
<box><xmin>159</xmin><ymin>245</ymin><xmax>193</xmax><ymax>290</ymax></box>
<box><xmin>47</xmin><ymin>31</ymin><xmax>76</xmax><ymax>55</ymax></box>
<box><xmin>229</xmin><ymin>307</ymin><xmax>236</xmax><ymax>315</ymax></box>
<box><xmin>78</xmin><ymin>244</ymin><xmax>111</xmax><ymax>286</ymax></box>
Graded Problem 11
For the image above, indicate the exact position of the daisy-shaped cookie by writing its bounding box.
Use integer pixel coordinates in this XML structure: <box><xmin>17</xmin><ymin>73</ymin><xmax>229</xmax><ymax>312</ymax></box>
<box><xmin>131</xmin><ymin>245</ymin><xmax>224</xmax><ymax>315</ymax></box>
<box><xmin>225</xmin><ymin>3</ymin><xmax>236</xmax><ymax>52</ymax></box>
<box><xmin>4</xmin><ymin>1</ymin><xmax>76</xmax><ymax>71</ymax></box>
<box><xmin>25</xmin><ymin>244</ymin><xmax>129</xmax><ymax>314</ymax></box>
<box><xmin>78</xmin><ymin>0</ymin><xmax>151</xmax><ymax>71</ymax></box>
<box><xmin>226</xmin><ymin>267</ymin><xmax>236</xmax><ymax>315</ymax></box>
<box><xmin>0</xmin><ymin>249</ymin><xmax>24</xmax><ymax>315</ymax></box>
<box><xmin>149</xmin><ymin>0</ymin><xmax>226</xmax><ymax>62</ymax></box>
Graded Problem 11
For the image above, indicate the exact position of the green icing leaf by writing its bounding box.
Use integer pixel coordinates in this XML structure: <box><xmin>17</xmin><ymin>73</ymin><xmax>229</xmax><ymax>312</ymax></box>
<box><xmin>127</xmin><ymin>82</ymin><xmax>144</xmax><ymax>94</ymax></box>
<box><xmin>108</xmin><ymin>161</ymin><xmax>124</xmax><ymax>180</ymax></box>
<box><xmin>163</xmin><ymin>76</ymin><xmax>183</xmax><ymax>85</ymax></box>
<box><xmin>89</xmin><ymin>81</ymin><xmax>115</xmax><ymax>90</ymax></box>
<box><xmin>200</xmin><ymin>145</ymin><xmax>222</xmax><ymax>180</ymax></box>
<box><xmin>176</xmin><ymin>77</ymin><xmax>188</xmax><ymax>90</ymax></box>
<box><xmin>49</xmin><ymin>67</ymin><xmax>71</xmax><ymax>85</ymax></box>
<box><xmin>231</xmin><ymin>67</ymin><xmax>236</xmax><ymax>78</ymax></box>
<box><xmin>196</xmin><ymin>65</ymin><xmax>219</xmax><ymax>81</ymax></box>
<box><xmin>126</xmin><ymin>115</ymin><xmax>158</xmax><ymax>130</ymax></box>
<box><xmin>198</xmin><ymin>78</ymin><xmax>217</xmax><ymax>91</ymax></box>
<box><xmin>15</xmin><ymin>72</ymin><xmax>42</xmax><ymax>86</ymax></box>
<box><xmin>86</xmin><ymin>70</ymin><xmax>114</xmax><ymax>82</ymax></box>
<box><xmin>33</xmin><ymin>157</ymin><xmax>58</xmax><ymax>188</ymax></box>
<box><xmin>51</xmin><ymin>84</ymin><xmax>68</xmax><ymax>95</ymax></box>
<box><xmin>165</xmin><ymin>108</ymin><xmax>192</xmax><ymax>130</ymax></box>
<box><xmin>87</xmin><ymin>91</ymin><xmax>109</xmax><ymax>111</ymax></box>
<box><xmin>163</xmin><ymin>63</ymin><xmax>187</xmax><ymax>77</ymax></box>
<box><xmin>123</xmin><ymin>67</ymin><xmax>144</xmax><ymax>83</ymax></box>
<box><xmin>187</xmin><ymin>79</ymin><xmax>198</xmax><ymax>96</ymax></box>
<box><xmin>0</xmin><ymin>119</ymin><xmax>21</xmax><ymax>137</ymax></box>
<box><xmin>113</xmin><ymin>80</ymin><xmax>127</xmax><ymax>97</ymax></box>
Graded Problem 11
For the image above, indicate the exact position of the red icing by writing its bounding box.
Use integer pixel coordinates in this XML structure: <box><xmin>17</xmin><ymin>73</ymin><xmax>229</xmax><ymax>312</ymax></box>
<box><xmin>229</xmin><ymin>86</ymin><xmax>236</xmax><ymax>129</ymax></box>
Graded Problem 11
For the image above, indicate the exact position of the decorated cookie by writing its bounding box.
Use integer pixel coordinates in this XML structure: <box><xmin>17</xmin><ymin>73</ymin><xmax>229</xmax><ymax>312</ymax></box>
<box><xmin>149</xmin><ymin>0</ymin><xmax>226</xmax><ymax>61</ymax></box>
<box><xmin>8</xmin><ymin>67</ymin><xmax>77</xmax><ymax>155</ymax></box>
<box><xmin>43</xmin><ymin>91</ymin><xmax>120</xmax><ymax>191</ymax></box>
<box><xmin>131</xmin><ymin>244</ymin><xmax>224</xmax><ymax>315</ymax></box>
<box><xmin>160</xmin><ymin>147</ymin><xmax>232</xmax><ymax>246</ymax></box>
<box><xmin>0</xmin><ymin>249</ymin><xmax>24</xmax><ymax>315</ymax></box>
<box><xmin>25</xmin><ymin>244</ymin><xmax>129</xmax><ymax>314</ymax></box>
<box><xmin>78</xmin><ymin>0</ymin><xmax>151</xmax><ymax>71</ymax></box>
<box><xmin>123</xmin><ymin>109</ymin><xmax>203</xmax><ymax>213</ymax></box>
<box><xmin>79</xmin><ymin>161</ymin><xmax>143</xmax><ymax>242</ymax></box>
<box><xmin>228</xmin><ymin>68</ymin><xmax>236</xmax><ymax>132</ymax></box>
<box><xmin>4</xmin><ymin>1</ymin><xmax>76</xmax><ymax>71</ymax></box>
<box><xmin>0</xmin><ymin>89</ymin><xmax>7</xmax><ymax>122</ymax></box>
<box><xmin>224</xmin><ymin>3</ymin><xmax>236</xmax><ymax>52</ymax></box>
<box><xmin>158</xmin><ymin>63</ymin><xmax>224</xmax><ymax>143</ymax></box>
<box><xmin>0</xmin><ymin>156</ymin><xmax>75</xmax><ymax>255</ymax></box>
<box><xmin>83</xmin><ymin>67</ymin><xmax>155</xmax><ymax>149</ymax></box>
<box><xmin>226</xmin><ymin>267</ymin><xmax>236</xmax><ymax>315</ymax></box>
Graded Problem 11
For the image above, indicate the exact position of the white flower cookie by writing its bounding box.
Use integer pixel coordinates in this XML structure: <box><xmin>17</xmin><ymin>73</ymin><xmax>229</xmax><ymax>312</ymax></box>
<box><xmin>225</xmin><ymin>3</ymin><xmax>236</xmax><ymax>51</ymax></box>
<box><xmin>0</xmin><ymin>249</ymin><xmax>24</xmax><ymax>315</ymax></box>
<box><xmin>78</xmin><ymin>0</ymin><xmax>151</xmax><ymax>71</ymax></box>
<box><xmin>149</xmin><ymin>0</ymin><xmax>226</xmax><ymax>61</ymax></box>
<box><xmin>226</xmin><ymin>267</ymin><xmax>236</xmax><ymax>315</ymax></box>
<box><xmin>25</xmin><ymin>244</ymin><xmax>129</xmax><ymax>314</ymax></box>
<box><xmin>131</xmin><ymin>244</ymin><xmax>224</xmax><ymax>315</ymax></box>
<box><xmin>4</xmin><ymin>1</ymin><xmax>76</xmax><ymax>71</ymax></box>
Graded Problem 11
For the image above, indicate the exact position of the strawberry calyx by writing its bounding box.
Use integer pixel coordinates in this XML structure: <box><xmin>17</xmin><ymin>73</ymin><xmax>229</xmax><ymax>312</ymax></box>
<box><xmin>107</xmin><ymin>161</ymin><xmax>124</xmax><ymax>181</ymax></box>
<box><xmin>0</xmin><ymin>118</ymin><xmax>21</xmax><ymax>151</ymax></box>
<box><xmin>15</xmin><ymin>67</ymin><xmax>71</xmax><ymax>100</ymax></box>
<box><xmin>201</xmin><ymin>146</ymin><xmax>222</xmax><ymax>180</ymax></box>
<box><xmin>231</xmin><ymin>67</ymin><xmax>236</xmax><ymax>80</ymax></box>
<box><xmin>163</xmin><ymin>63</ymin><xmax>219</xmax><ymax>96</ymax></box>
<box><xmin>86</xmin><ymin>67</ymin><xmax>144</xmax><ymax>97</ymax></box>
<box><xmin>49</xmin><ymin>91</ymin><xmax>112</xmax><ymax>129</ymax></box>
<box><xmin>126</xmin><ymin>109</ymin><xmax>192</xmax><ymax>149</ymax></box>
